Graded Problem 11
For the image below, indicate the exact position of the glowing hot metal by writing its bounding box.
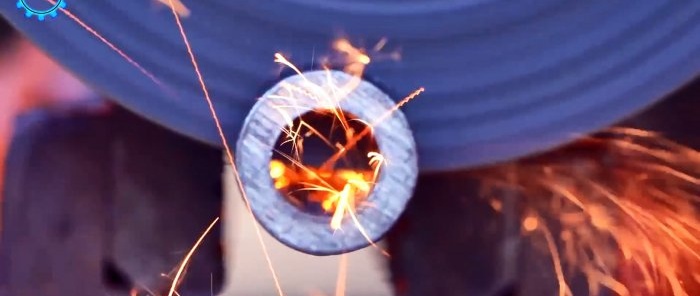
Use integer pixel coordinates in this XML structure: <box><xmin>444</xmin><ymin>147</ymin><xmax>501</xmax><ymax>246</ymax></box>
<box><xmin>236</xmin><ymin>70</ymin><xmax>418</xmax><ymax>255</ymax></box>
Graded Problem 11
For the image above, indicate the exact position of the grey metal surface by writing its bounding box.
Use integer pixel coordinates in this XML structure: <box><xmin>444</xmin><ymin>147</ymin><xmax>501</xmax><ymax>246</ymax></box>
<box><xmin>236</xmin><ymin>70</ymin><xmax>418</xmax><ymax>255</ymax></box>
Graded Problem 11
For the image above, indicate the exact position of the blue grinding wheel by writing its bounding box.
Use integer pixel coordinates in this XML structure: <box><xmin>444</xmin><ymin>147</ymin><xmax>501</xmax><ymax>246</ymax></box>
<box><xmin>1</xmin><ymin>1</ymin><xmax>700</xmax><ymax>171</ymax></box>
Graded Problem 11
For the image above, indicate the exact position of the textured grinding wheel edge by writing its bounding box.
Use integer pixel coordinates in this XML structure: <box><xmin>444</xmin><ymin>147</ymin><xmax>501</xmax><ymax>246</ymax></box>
<box><xmin>235</xmin><ymin>70</ymin><xmax>419</xmax><ymax>255</ymax></box>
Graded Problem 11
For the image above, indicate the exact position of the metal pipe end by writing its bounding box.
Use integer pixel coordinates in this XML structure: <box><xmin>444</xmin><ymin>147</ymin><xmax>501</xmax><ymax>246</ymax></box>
<box><xmin>235</xmin><ymin>70</ymin><xmax>418</xmax><ymax>255</ymax></box>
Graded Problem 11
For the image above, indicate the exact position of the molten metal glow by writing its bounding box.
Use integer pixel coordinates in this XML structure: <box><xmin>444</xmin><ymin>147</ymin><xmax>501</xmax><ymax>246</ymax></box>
<box><xmin>269</xmin><ymin>159</ymin><xmax>376</xmax><ymax>230</ymax></box>
<box><xmin>480</xmin><ymin>128</ymin><xmax>700</xmax><ymax>296</ymax></box>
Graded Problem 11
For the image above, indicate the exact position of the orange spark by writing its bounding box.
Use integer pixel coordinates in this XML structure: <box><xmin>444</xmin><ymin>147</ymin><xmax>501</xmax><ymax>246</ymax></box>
<box><xmin>479</xmin><ymin>127</ymin><xmax>700</xmax><ymax>296</ymax></box>
<box><xmin>269</xmin><ymin>159</ymin><xmax>375</xmax><ymax>224</ymax></box>
<box><xmin>270</xmin><ymin>155</ymin><xmax>390</xmax><ymax>257</ymax></box>
<box><xmin>268</xmin><ymin>40</ymin><xmax>416</xmax><ymax>256</ymax></box>
<box><xmin>540</xmin><ymin>218</ymin><xmax>574</xmax><ymax>296</ymax></box>
<box><xmin>335</xmin><ymin>254</ymin><xmax>348</xmax><ymax>296</ymax></box>
<box><xmin>155</xmin><ymin>0</ymin><xmax>190</xmax><ymax>17</ymax></box>
<box><xmin>320</xmin><ymin>86</ymin><xmax>424</xmax><ymax>171</ymax></box>
<box><xmin>333</xmin><ymin>39</ymin><xmax>371</xmax><ymax>77</ymax></box>
<box><xmin>45</xmin><ymin>0</ymin><xmax>166</xmax><ymax>91</ymax></box>
<box><xmin>330</xmin><ymin>185</ymin><xmax>353</xmax><ymax>230</ymax></box>
<box><xmin>164</xmin><ymin>2</ymin><xmax>284</xmax><ymax>295</ymax></box>
<box><xmin>167</xmin><ymin>217</ymin><xmax>219</xmax><ymax>296</ymax></box>
<box><xmin>522</xmin><ymin>215</ymin><xmax>539</xmax><ymax>232</ymax></box>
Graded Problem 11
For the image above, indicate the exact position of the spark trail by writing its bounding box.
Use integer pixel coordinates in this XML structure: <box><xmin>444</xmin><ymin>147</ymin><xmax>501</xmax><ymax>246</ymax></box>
<box><xmin>45</xmin><ymin>0</ymin><xmax>166</xmax><ymax>91</ymax></box>
<box><xmin>44</xmin><ymin>2</ymin><xmax>415</xmax><ymax>291</ymax></box>
<box><xmin>167</xmin><ymin>217</ymin><xmax>220</xmax><ymax>296</ymax></box>
<box><xmin>480</xmin><ymin>128</ymin><xmax>700</xmax><ymax>296</ymax></box>
<box><xmin>164</xmin><ymin>1</ymin><xmax>284</xmax><ymax>295</ymax></box>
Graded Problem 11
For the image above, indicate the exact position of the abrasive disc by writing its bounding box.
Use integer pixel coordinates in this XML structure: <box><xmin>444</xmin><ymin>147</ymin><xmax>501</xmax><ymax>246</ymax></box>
<box><xmin>2</xmin><ymin>1</ymin><xmax>700</xmax><ymax>171</ymax></box>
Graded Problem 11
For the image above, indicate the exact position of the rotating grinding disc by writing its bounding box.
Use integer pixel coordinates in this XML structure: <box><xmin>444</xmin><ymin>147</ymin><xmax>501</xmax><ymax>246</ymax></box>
<box><xmin>1</xmin><ymin>1</ymin><xmax>700</xmax><ymax>170</ymax></box>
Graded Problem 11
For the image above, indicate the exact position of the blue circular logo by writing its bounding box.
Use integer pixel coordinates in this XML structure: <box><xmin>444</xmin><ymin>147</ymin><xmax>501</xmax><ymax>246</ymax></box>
<box><xmin>16</xmin><ymin>0</ymin><xmax>67</xmax><ymax>21</ymax></box>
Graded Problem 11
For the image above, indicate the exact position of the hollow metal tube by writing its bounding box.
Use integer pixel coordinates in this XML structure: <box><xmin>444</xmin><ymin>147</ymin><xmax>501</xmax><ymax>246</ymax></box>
<box><xmin>235</xmin><ymin>70</ymin><xmax>418</xmax><ymax>255</ymax></box>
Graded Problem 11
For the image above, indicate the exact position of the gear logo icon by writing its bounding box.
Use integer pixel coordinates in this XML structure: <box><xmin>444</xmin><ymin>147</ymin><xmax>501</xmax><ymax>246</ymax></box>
<box><xmin>16</xmin><ymin>0</ymin><xmax>66</xmax><ymax>21</ymax></box>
